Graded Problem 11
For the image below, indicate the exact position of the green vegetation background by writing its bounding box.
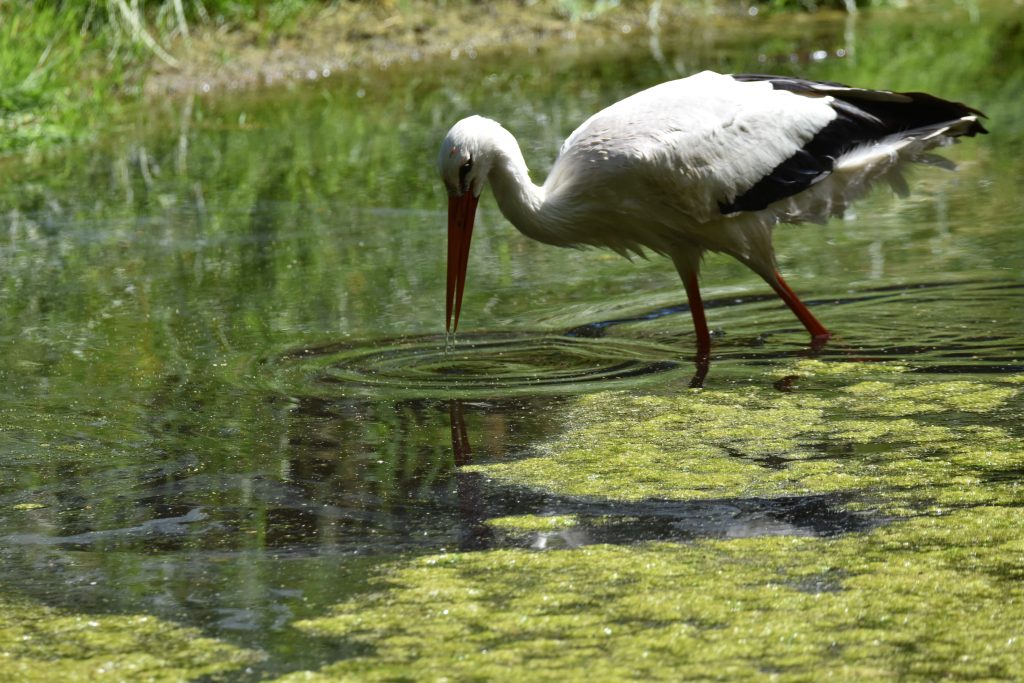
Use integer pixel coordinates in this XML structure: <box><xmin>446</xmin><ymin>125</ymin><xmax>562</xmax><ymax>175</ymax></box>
<box><xmin>1</xmin><ymin>0</ymin><xmax>316</xmax><ymax>153</ymax></box>
<box><xmin>3</xmin><ymin>0</ymin><xmax>889</xmax><ymax>155</ymax></box>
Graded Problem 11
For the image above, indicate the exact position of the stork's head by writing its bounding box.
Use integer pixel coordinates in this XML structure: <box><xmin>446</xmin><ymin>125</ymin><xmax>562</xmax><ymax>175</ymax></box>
<box><xmin>437</xmin><ymin>115</ymin><xmax>499</xmax><ymax>334</ymax></box>
<box><xmin>438</xmin><ymin>115</ymin><xmax>504</xmax><ymax>198</ymax></box>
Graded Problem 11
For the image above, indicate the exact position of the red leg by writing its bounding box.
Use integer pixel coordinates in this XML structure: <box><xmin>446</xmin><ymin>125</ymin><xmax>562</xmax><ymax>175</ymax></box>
<box><xmin>683</xmin><ymin>272</ymin><xmax>712</xmax><ymax>358</ymax></box>
<box><xmin>768</xmin><ymin>271</ymin><xmax>831</xmax><ymax>340</ymax></box>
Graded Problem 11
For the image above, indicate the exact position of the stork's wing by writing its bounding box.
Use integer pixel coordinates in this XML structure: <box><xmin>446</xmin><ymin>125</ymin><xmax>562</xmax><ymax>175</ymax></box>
<box><xmin>551</xmin><ymin>71</ymin><xmax>840</xmax><ymax>224</ymax></box>
<box><xmin>720</xmin><ymin>74</ymin><xmax>987</xmax><ymax>213</ymax></box>
<box><xmin>549</xmin><ymin>71</ymin><xmax>986</xmax><ymax>233</ymax></box>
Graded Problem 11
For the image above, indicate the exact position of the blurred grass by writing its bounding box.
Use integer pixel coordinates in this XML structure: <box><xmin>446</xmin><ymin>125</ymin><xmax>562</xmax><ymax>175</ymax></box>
<box><xmin>0</xmin><ymin>0</ymin><xmax>323</xmax><ymax>154</ymax></box>
<box><xmin>1</xmin><ymin>0</ymin><xmax>891</xmax><ymax>157</ymax></box>
<box><xmin>1</xmin><ymin>4</ymin><xmax>112</xmax><ymax>152</ymax></box>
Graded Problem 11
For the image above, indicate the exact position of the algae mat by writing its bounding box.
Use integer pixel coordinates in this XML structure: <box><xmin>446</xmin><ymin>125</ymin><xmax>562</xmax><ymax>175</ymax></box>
<box><xmin>275</xmin><ymin>364</ymin><xmax>1024</xmax><ymax>681</ymax></box>
<box><xmin>0</xmin><ymin>596</ymin><xmax>259</xmax><ymax>681</ymax></box>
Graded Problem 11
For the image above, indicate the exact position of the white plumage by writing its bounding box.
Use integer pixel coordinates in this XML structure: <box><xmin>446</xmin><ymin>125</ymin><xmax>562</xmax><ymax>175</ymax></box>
<box><xmin>438</xmin><ymin>70</ymin><xmax>986</xmax><ymax>358</ymax></box>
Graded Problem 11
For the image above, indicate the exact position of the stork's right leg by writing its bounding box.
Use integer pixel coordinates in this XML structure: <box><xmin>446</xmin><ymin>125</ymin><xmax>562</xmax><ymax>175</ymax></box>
<box><xmin>740</xmin><ymin>249</ymin><xmax>831</xmax><ymax>344</ymax></box>
<box><xmin>765</xmin><ymin>270</ymin><xmax>831</xmax><ymax>341</ymax></box>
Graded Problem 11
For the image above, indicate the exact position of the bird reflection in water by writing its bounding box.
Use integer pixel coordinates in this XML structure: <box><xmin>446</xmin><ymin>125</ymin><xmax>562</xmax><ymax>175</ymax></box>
<box><xmin>448</xmin><ymin>399</ymin><xmax>494</xmax><ymax>550</ymax></box>
<box><xmin>444</xmin><ymin>399</ymin><xmax>884</xmax><ymax>551</ymax></box>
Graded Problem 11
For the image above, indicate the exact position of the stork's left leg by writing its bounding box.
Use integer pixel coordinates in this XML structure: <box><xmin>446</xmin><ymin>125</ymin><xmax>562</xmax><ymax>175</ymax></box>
<box><xmin>682</xmin><ymin>273</ymin><xmax>711</xmax><ymax>358</ymax></box>
<box><xmin>765</xmin><ymin>270</ymin><xmax>831</xmax><ymax>341</ymax></box>
<box><xmin>671</xmin><ymin>250</ymin><xmax>712</xmax><ymax>387</ymax></box>
<box><xmin>671</xmin><ymin>250</ymin><xmax>711</xmax><ymax>357</ymax></box>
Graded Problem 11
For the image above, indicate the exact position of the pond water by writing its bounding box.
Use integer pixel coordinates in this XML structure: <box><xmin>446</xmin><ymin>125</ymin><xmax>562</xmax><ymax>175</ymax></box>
<box><xmin>1</xmin><ymin>3</ymin><xmax>1022</xmax><ymax>680</ymax></box>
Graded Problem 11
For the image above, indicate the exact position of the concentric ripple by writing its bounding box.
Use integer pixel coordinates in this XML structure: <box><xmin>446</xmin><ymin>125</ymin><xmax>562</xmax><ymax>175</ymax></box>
<box><xmin>256</xmin><ymin>280</ymin><xmax>1022</xmax><ymax>399</ymax></box>
<box><xmin>261</xmin><ymin>332</ymin><xmax>684</xmax><ymax>399</ymax></box>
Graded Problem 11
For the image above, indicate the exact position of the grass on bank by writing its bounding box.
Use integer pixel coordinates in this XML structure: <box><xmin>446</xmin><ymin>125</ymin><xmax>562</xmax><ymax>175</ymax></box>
<box><xmin>0</xmin><ymin>0</ymin><xmax>318</xmax><ymax>154</ymax></box>
<box><xmin>2</xmin><ymin>0</ymin><xmax>881</xmax><ymax>156</ymax></box>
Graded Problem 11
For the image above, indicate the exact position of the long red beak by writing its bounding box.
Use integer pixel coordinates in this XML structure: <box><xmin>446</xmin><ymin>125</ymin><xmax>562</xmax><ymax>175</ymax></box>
<box><xmin>446</xmin><ymin>192</ymin><xmax>479</xmax><ymax>334</ymax></box>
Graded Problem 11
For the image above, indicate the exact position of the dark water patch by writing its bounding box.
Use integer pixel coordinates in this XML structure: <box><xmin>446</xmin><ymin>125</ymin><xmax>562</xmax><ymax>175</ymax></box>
<box><xmin>909</xmin><ymin>363</ymin><xmax>1024</xmax><ymax>374</ymax></box>
<box><xmin>0</xmin><ymin>474</ymin><xmax>884</xmax><ymax>557</ymax></box>
<box><xmin>471</xmin><ymin>485</ymin><xmax>886</xmax><ymax>552</ymax></box>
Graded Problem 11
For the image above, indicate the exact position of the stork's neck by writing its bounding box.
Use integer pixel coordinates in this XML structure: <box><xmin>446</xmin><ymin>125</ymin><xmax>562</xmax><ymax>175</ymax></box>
<box><xmin>484</xmin><ymin>130</ymin><xmax>562</xmax><ymax>244</ymax></box>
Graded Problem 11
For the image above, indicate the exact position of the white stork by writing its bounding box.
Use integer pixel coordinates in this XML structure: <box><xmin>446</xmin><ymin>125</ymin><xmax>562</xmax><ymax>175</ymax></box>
<box><xmin>438</xmin><ymin>70</ymin><xmax>986</xmax><ymax>358</ymax></box>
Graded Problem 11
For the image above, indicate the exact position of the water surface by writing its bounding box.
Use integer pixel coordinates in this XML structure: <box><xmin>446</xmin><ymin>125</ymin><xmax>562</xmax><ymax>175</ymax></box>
<box><xmin>1</xmin><ymin>3</ymin><xmax>1022</xmax><ymax>679</ymax></box>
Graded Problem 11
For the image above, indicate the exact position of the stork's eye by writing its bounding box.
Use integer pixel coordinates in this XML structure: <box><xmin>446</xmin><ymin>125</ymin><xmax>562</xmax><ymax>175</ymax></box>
<box><xmin>458</xmin><ymin>159</ymin><xmax>473</xmax><ymax>187</ymax></box>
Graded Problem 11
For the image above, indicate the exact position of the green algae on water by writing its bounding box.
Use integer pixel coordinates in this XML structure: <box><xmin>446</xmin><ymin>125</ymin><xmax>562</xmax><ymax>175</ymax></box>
<box><xmin>840</xmin><ymin>380</ymin><xmax>1018</xmax><ymax>415</ymax></box>
<box><xmin>274</xmin><ymin>371</ymin><xmax>1024</xmax><ymax>680</ymax></box>
<box><xmin>465</xmin><ymin>373</ymin><xmax>1023</xmax><ymax>513</ymax></box>
<box><xmin>10</xmin><ymin>503</ymin><xmax>46</xmax><ymax>511</ymax></box>
<box><xmin>0</xmin><ymin>596</ymin><xmax>260</xmax><ymax>682</ymax></box>
<box><xmin>486</xmin><ymin>514</ymin><xmax>580</xmax><ymax>532</ymax></box>
<box><xmin>768</xmin><ymin>358</ymin><xmax>910</xmax><ymax>379</ymax></box>
<box><xmin>281</xmin><ymin>506</ymin><xmax>1024</xmax><ymax>682</ymax></box>
<box><xmin>467</xmin><ymin>389</ymin><xmax>828</xmax><ymax>502</ymax></box>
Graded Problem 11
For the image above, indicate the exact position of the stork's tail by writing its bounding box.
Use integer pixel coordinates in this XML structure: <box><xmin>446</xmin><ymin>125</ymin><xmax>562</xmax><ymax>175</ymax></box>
<box><xmin>732</xmin><ymin>73</ymin><xmax>987</xmax><ymax>138</ymax></box>
<box><xmin>723</xmin><ymin>74</ymin><xmax>987</xmax><ymax>217</ymax></box>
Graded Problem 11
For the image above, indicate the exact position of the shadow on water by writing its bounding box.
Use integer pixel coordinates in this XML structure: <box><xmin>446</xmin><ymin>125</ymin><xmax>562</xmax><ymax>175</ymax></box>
<box><xmin>445</xmin><ymin>403</ymin><xmax>884</xmax><ymax>553</ymax></box>
<box><xmin>2</xmin><ymin>395</ymin><xmax>883</xmax><ymax>558</ymax></box>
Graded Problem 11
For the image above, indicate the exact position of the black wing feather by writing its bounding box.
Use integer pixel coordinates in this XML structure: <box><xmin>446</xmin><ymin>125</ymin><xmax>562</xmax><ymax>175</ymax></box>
<box><xmin>719</xmin><ymin>74</ymin><xmax>987</xmax><ymax>214</ymax></box>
